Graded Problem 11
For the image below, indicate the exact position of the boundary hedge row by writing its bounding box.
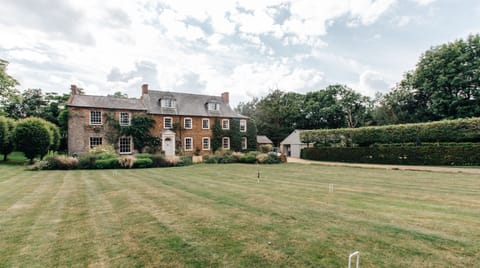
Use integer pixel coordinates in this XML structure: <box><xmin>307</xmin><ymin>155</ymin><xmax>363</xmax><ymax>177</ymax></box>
<box><xmin>301</xmin><ymin>146</ymin><xmax>480</xmax><ymax>166</ymax></box>
<box><xmin>301</xmin><ymin>117</ymin><xmax>480</xmax><ymax>146</ymax></box>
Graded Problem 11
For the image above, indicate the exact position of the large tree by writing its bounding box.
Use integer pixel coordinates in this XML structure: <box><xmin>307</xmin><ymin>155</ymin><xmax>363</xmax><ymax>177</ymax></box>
<box><xmin>379</xmin><ymin>34</ymin><xmax>480</xmax><ymax>124</ymax></box>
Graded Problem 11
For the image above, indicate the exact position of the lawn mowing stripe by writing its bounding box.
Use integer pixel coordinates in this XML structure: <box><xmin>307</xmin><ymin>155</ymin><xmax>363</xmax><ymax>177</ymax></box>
<box><xmin>0</xmin><ymin>170</ymin><xmax>64</xmax><ymax>266</ymax></box>
<box><xmin>9</xmin><ymin>171</ymin><xmax>73</xmax><ymax>267</ymax></box>
<box><xmin>48</xmin><ymin>171</ymin><xmax>96</xmax><ymax>267</ymax></box>
<box><xmin>96</xmin><ymin>170</ymin><xmax>219</xmax><ymax>267</ymax></box>
<box><xmin>0</xmin><ymin>170</ymin><xmax>48</xmax><ymax>212</ymax></box>
<box><xmin>136</xmin><ymin>165</ymin><xmax>480</xmax><ymax>266</ymax></box>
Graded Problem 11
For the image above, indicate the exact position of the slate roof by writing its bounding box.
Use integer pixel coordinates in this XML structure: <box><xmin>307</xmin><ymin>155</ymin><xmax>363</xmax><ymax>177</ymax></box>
<box><xmin>143</xmin><ymin>90</ymin><xmax>246</xmax><ymax>118</ymax></box>
<box><xmin>68</xmin><ymin>95</ymin><xmax>146</xmax><ymax>110</ymax></box>
<box><xmin>67</xmin><ymin>90</ymin><xmax>247</xmax><ymax>118</ymax></box>
<box><xmin>280</xmin><ymin>129</ymin><xmax>307</xmax><ymax>145</ymax></box>
<box><xmin>257</xmin><ymin>135</ymin><xmax>273</xmax><ymax>144</ymax></box>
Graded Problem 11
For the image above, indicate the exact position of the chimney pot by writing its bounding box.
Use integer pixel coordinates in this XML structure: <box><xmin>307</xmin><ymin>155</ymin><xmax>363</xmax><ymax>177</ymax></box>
<box><xmin>221</xmin><ymin>92</ymin><xmax>229</xmax><ymax>105</ymax></box>
<box><xmin>142</xmin><ymin>84</ymin><xmax>149</xmax><ymax>96</ymax></box>
<box><xmin>70</xmin><ymin>84</ymin><xmax>77</xmax><ymax>95</ymax></box>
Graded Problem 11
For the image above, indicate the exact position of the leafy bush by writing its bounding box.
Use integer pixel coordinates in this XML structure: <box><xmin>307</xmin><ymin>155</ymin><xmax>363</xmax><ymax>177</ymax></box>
<box><xmin>151</xmin><ymin>155</ymin><xmax>173</xmax><ymax>167</ymax></box>
<box><xmin>135</xmin><ymin>153</ymin><xmax>152</xmax><ymax>159</ymax></box>
<box><xmin>94</xmin><ymin>158</ymin><xmax>120</xmax><ymax>169</ymax></box>
<box><xmin>133</xmin><ymin>158</ymin><xmax>153</xmax><ymax>168</ymax></box>
<box><xmin>259</xmin><ymin>144</ymin><xmax>273</xmax><ymax>153</ymax></box>
<box><xmin>119</xmin><ymin>156</ymin><xmax>135</xmax><ymax>168</ymax></box>
<box><xmin>14</xmin><ymin>117</ymin><xmax>52</xmax><ymax>162</ymax></box>
<box><xmin>177</xmin><ymin>156</ymin><xmax>193</xmax><ymax>166</ymax></box>
<box><xmin>301</xmin><ymin>117</ymin><xmax>480</xmax><ymax>147</ymax></box>
<box><xmin>264</xmin><ymin>152</ymin><xmax>281</xmax><ymax>164</ymax></box>
<box><xmin>301</xmin><ymin>146</ymin><xmax>480</xmax><ymax>166</ymax></box>
<box><xmin>89</xmin><ymin>145</ymin><xmax>116</xmax><ymax>155</ymax></box>
<box><xmin>256</xmin><ymin>153</ymin><xmax>269</xmax><ymax>163</ymax></box>
<box><xmin>43</xmin><ymin>155</ymin><xmax>79</xmax><ymax>170</ymax></box>
<box><xmin>239</xmin><ymin>151</ymin><xmax>257</xmax><ymax>163</ymax></box>
<box><xmin>78</xmin><ymin>154</ymin><xmax>97</xmax><ymax>169</ymax></box>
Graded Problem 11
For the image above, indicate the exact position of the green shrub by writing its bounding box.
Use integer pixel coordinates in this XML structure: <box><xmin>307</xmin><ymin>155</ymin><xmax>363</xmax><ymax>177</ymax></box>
<box><xmin>118</xmin><ymin>156</ymin><xmax>135</xmax><ymax>168</ymax></box>
<box><xmin>89</xmin><ymin>145</ymin><xmax>116</xmax><ymax>155</ymax></box>
<box><xmin>133</xmin><ymin>158</ymin><xmax>153</xmax><ymax>168</ymax></box>
<box><xmin>259</xmin><ymin>144</ymin><xmax>273</xmax><ymax>153</ymax></box>
<box><xmin>94</xmin><ymin>158</ymin><xmax>120</xmax><ymax>169</ymax></box>
<box><xmin>264</xmin><ymin>152</ymin><xmax>281</xmax><ymax>164</ymax></box>
<box><xmin>239</xmin><ymin>151</ymin><xmax>257</xmax><ymax>163</ymax></box>
<box><xmin>96</xmin><ymin>153</ymin><xmax>118</xmax><ymax>160</ymax></box>
<box><xmin>135</xmin><ymin>153</ymin><xmax>152</xmax><ymax>159</ymax></box>
<box><xmin>14</xmin><ymin>117</ymin><xmax>52</xmax><ymax>163</ymax></box>
<box><xmin>301</xmin><ymin>117</ymin><xmax>480</xmax><ymax>147</ymax></box>
<box><xmin>178</xmin><ymin>156</ymin><xmax>193</xmax><ymax>166</ymax></box>
<box><xmin>78</xmin><ymin>154</ymin><xmax>97</xmax><ymax>169</ymax></box>
<box><xmin>301</xmin><ymin>146</ymin><xmax>480</xmax><ymax>166</ymax></box>
<box><xmin>151</xmin><ymin>155</ymin><xmax>173</xmax><ymax>167</ymax></box>
<box><xmin>43</xmin><ymin>155</ymin><xmax>79</xmax><ymax>170</ymax></box>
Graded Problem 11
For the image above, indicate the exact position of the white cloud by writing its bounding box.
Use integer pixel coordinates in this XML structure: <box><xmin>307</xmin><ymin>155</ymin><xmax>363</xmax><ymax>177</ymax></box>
<box><xmin>357</xmin><ymin>70</ymin><xmax>392</xmax><ymax>96</ymax></box>
<box><xmin>412</xmin><ymin>0</ymin><xmax>437</xmax><ymax>6</ymax></box>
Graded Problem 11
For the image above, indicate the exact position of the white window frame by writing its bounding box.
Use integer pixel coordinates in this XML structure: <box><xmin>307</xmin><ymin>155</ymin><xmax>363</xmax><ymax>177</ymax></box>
<box><xmin>90</xmin><ymin>111</ymin><xmax>102</xmax><ymax>125</ymax></box>
<box><xmin>222</xmin><ymin>137</ymin><xmax>230</xmax><ymax>150</ymax></box>
<box><xmin>208</xmin><ymin>102</ymin><xmax>219</xmax><ymax>111</ymax></box>
<box><xmin>240</xmin><ymin>119</ymin><xmax>247</xmax><ymax>132</ymax></box>
<box><xmin>222</xmin><ymin>119</ymin><xmax>230</xmax><ymax>130</ymax></box>
<box><xmin>202</xmin><ymin>137</ymin><xmax>210</xmax><ymax>150</ymax></box>
<box><xmin>184</xmin><ymin>137</ymin><xmax>193</xmax><ymax>151</ymax></box>
<box><xmin>89</xmin><ymin>137</ymin><xmax>103</xmax><ymax>149</ymax></box>
<box><xmin>164</xmin><ymin>117</ymin><xmax>173</xmax><ymax>129</ymax></box>
<box><xmin>242</xmin><ymin>137</ymin><xmax>247</xmax><ymax>150</ymax></box>
<box><xmin>119</xmin><ymin>112</ymin><xmax>131</xmax><ymax>126</ymax></box>
<box><xmin>119</xmin><ymin>136</ymin><xmax>132</xmax><ymax>154</ymax></box>
<box><xmin>184</xmin><ymin>117</ymin><xmax>192</xmax><ymax>129</ymax></box>
<box><xmin>161</xmin><ymin>98</ymin><xmax>176</xmax><ymax>108</ymax></box>
<box><xmin>202</xmin><ymin>118</ymin><xmax>210</xmax><ymax>129</ymax></box>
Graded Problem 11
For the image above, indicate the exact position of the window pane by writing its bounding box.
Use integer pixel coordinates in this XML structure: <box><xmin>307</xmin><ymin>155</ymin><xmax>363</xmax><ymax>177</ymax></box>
<box><xmin>119</xmin><ymin>137</ymin><xmax>131</xmax><ymax>153</ymax></box>
<box><xmin>185</xmin><ymin>118</ymin><xmax>192</xmax><ymax>129</ymax></box>
<box><xmin>222</xmin><ymin>137</ymin><xmax>230</xmax><ymax>149</ymax></box>
<box><xmin>240</xmin><ymin>120</ymin><xmax>247</xmax><ymax>132</ymax></box>
<box><xmin>222</xmin><ymin>119</ymin><xmax>229</xmax><ymax>129</ymax></box>
<box><xmin>164</xmin><ymin>117</ymin><xmax>172</xmax><ymax>128</ymax></box>
<box><xmin>242</xmin><ymin>137</ymin><xmax>247</xmax><ymax>150</ymax></box>
<box><xmin>89</xmin><ymin>137</ymin><xmax>102</xmax><ymax>148</ymax></box>
<box><xmin>120</xmin><ymin>112</ymin><xmax>130</xmax><ymax>126</ymax></box>
<box><xmin>90</xmin><ymin>111</ymin><xmax>102</xmax><ymax>125</ymax></box>
<box><xmin>202</xmin><ymin>138</ymin><xmax>210</xmax><ymax>150</ymax></box>
<box><xmin>202</xmin><ymin>119</ymin><xmax>209</xmax><ymax>129</ymax></box>
<box><xmin>185</xmin><ymin>138</ymin><xmax>193</xmax><ymax>151</ymax></box>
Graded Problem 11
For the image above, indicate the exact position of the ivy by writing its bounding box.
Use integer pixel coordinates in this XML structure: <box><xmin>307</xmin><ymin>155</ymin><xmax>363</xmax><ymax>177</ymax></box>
<box><xmin>229</xmin><ymin>118</ymin><xmax>241</xmax><ymax>151</ymax></box>
<box><xmin>246</xmin><ymin>118</ymin><xmax>257</xmax><ymax>150</ymax></box>
<box><xmin>211</xmin><ymin>118</ymin><xmax>222</xmax><ymax>152</ymax></box>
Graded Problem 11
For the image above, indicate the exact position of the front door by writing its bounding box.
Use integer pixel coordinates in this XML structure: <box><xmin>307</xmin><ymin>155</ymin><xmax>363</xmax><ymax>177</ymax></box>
<box><xmin>161</xmin><ymin>130</ymin><xmax>176</xmax><ymax>157</ymax></box>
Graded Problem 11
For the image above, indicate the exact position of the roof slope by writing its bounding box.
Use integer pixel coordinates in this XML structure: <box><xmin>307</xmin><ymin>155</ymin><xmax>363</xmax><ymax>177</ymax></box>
<box><xmin>68</xmin><ymin>95</ymin><xmax>146</xmax><ymax>110</ymax></box>
<box><xmin>257</xmin><ymin>135</ymin><xmax>273</xmax><ymax>144</ymax></box>
<box><xmin>280</xmin><ymin>129</ymin><xmax>306</xmax><ymax>145</ymax></box>
<box><xmin>144</xmin><ymin>90</ymin><xmax>246</xmax><ymax>118</ymax></box>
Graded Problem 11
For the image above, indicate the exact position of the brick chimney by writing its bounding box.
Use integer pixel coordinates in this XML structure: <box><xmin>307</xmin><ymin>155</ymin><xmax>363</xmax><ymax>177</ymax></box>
<box><xmin>70</xmin><ymin>84</ymin><xmax>77</xmax><ymax>95</ymax></box>
<box><xmin>221</xmin><ymin>92</ymin><xmax>229</xmax><ymax>105</ymax></box>
<box><xmin>141</xmin><ymin>84</ymin><xmax>149</xmax><ymax>96</ymax></box>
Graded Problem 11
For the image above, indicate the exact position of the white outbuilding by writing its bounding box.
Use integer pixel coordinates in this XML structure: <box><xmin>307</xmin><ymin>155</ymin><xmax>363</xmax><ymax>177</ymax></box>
<box><xmin>279</xmin><ymin>129</ymin><xmax>311</xmax><ymax>158</ymax></box>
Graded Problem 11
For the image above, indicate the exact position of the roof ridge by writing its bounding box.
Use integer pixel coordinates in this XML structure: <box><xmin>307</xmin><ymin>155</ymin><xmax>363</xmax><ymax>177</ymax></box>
<box><xmin>148</xmin><ymin>90</ymin><xmax>221</xmax><ymax>99</ymax></box>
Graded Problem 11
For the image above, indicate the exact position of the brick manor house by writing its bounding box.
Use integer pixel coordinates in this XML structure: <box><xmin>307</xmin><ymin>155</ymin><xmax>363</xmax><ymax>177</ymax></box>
<box><xmin>67</xmin><ymin>84</ymin><xmax>250</xmax><ymax>156</ymax></box>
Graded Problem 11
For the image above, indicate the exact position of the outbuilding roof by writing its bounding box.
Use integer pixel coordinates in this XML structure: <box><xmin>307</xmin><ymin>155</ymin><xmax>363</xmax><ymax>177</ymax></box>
<box><xmin>280</xmin><ymin>129</ymin><xmax>307</xmax><ymax>145</ymax></box>
<box><xmin>257</xmin><ymin>135</ymin><xmax>273</xmax><ymax>144</ymax></box>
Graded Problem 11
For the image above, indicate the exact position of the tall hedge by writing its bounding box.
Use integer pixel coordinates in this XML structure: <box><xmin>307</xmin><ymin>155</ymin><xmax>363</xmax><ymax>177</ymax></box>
<box><xmin>301</xmin><ymin>145</ymin><xmax>480</xmax><ymax>166</ymax></box>
<box><xmin>301</xmin><ymin>117</ymin><xmax>480</xmax><ymax>146</ymax></box>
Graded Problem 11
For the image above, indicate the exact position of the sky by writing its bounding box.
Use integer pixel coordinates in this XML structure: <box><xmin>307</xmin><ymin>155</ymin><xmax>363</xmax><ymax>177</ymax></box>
<box><xmin>1</xmin><ymin>0</ymin><xmax>479</xmax><ymax>107</ymax></box>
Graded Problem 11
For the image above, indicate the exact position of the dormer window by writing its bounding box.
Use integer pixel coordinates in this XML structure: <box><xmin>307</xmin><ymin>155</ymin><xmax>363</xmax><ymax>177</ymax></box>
<box><xmin>160</xmin><ymin>98</ymin><xmax>176</xmax><ymax>108</ymax></box>
<box><xmin>208</xmin><ymin>102</ymin><xmax>220</xmax><ymax>111</ymax></box>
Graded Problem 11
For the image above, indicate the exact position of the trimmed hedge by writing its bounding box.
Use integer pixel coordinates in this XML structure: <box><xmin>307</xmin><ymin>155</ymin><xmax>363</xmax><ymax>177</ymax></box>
<box><xmin>301</xmin><ymin>117</ymin><xmax>480</xmax><ymax>146</ymax></box>
<box><xmin>301</xmin><ymin>146</ymin><xmax>480</xmax><ymax>166</ymax></box>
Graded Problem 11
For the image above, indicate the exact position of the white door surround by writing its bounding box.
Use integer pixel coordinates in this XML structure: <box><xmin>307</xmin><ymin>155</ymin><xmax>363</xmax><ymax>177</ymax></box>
<box><xmin>161</xmin><ymin>130</ymin><xmax>176</xmax><ymax>157</ymax></box>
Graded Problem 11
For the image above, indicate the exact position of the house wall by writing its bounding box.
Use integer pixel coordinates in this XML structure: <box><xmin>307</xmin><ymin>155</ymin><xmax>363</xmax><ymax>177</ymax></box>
<box><xmin>150</xmin><ymin>115</ymin><xmax>237</xmax><ymax>156</ymax></box>
<box><xmin>67</xmin><ymin>107</ymin><xmax>146</xmax><ymax>155</ymax></box>
<box><xmin>68</xmin><ymin>107</ymin><xmax>242</xmax><ymax>156</ymax></box>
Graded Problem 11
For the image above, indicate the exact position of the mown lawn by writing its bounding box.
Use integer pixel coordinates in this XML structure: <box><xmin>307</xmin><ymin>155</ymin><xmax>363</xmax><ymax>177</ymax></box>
<box><xmin>0</xmin><ymin>163</ymin><xmax>478</xmax><ymax>267</ymax></box>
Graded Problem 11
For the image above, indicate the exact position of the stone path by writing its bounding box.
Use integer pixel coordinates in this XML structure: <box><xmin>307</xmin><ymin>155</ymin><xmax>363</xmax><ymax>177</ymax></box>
<box><xmin>287</xmin><ymin>157</ymin><xmax>480</xmax><ymax>174</ymax></box>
